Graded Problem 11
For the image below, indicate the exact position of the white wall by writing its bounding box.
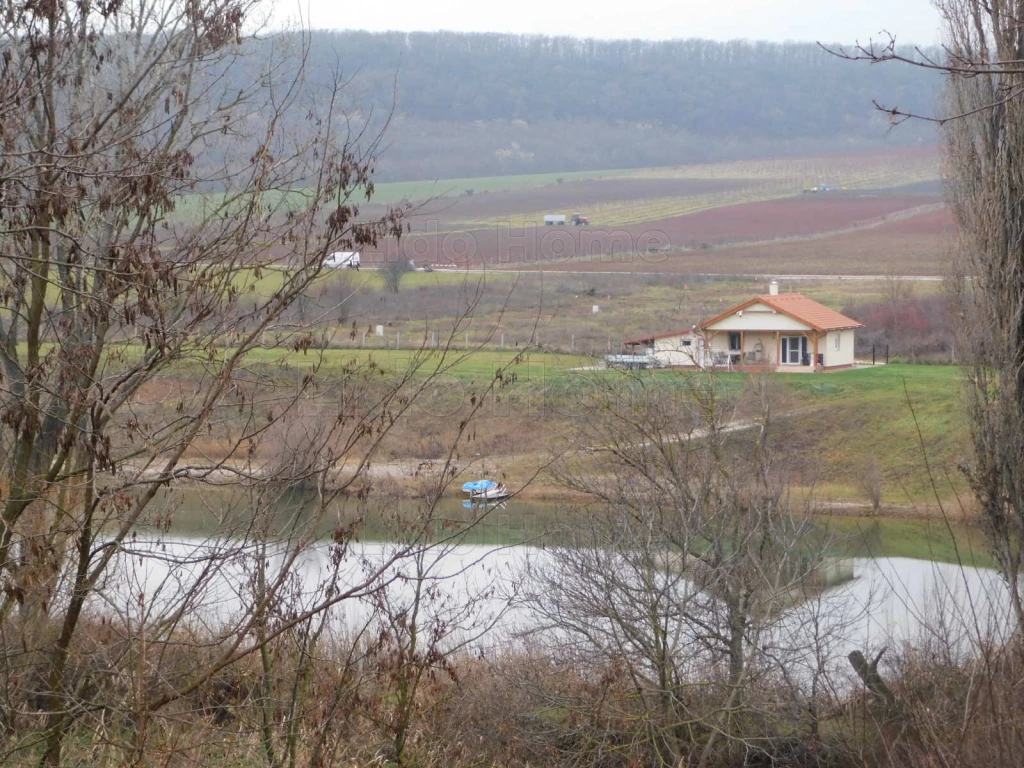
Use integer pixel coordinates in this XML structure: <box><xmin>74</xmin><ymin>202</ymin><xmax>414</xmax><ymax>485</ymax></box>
<box><xmin>824</xmin><ymin>330</ymin><xmax>856</xmax><ymax>367</ymax></box>
<box><xmin>706</xmin><ymin>303</ymin><xmax>811</xmax><ymax>332</ymax></box>
<box><xmin>653</xmin><ymin>334</ymin><xmax>702</xmax><ymax>366</ymax></box>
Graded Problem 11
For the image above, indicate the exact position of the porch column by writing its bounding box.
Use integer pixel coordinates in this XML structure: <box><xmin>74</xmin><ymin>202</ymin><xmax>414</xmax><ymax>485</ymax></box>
<box><xmin>775</xmin><ymin>332</ymin><xmax>781</xmax><ymax>366</ymax></box>
<box><xmin>813</xmin><ymin>333</ymin><xmax>819</xmax><ymax>370</ymax></box>
<box><xmin>740</xmin><ymin>330</ymin><xmax>745</xmax><ymax>363</ymax></box>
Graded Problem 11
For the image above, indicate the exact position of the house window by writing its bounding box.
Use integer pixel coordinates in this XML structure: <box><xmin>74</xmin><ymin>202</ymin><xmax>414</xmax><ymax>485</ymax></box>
<box><xmin>834</xmin><ymin>334</ymin><xmax>840</xmax><ymax>351</ymax></box>
<box><xmin>682</xmin><ymin>339</ymin><xmax>692</xmax><ymax>347</ymax></box>
<box><xmin>728</xmin><ymin>332</ymin><xmax>741</xmax><ymax>351</ymax></box>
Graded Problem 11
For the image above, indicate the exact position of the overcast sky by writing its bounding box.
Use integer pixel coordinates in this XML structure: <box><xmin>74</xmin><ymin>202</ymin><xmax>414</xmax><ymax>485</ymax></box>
<box><xmin>274</xmin><ymin>0</ymin><xmax>941</xmax><ymax>45</ymax></box>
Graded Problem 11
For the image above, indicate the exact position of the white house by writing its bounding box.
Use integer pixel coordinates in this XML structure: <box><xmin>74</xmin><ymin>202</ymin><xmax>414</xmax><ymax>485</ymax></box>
<box><xmin>622</xmin><ymin>282</ymin><xmax>863</xmax><ymax>372</ymax></box>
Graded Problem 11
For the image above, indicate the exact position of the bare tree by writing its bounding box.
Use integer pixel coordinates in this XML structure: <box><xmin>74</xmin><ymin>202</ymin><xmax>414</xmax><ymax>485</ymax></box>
<box><xmin>0</xmin><ymin>2</ymin><xmax>534</xmax><ymax>764</ymax></box>
<box><xmin>834</xmin><ymin>1</ymin><xmax>1024</xmax><ymax>630</ymax></box>
<box><xmin>383</xmin><ymin>257</ymin><xmax>414</xmax><ymax>293</ymax></box>
<box><xmin>859</xmin><ymin>459</ymin><xmax>885</xmax><ymax>513</ymax></box>
<box><xmin>529</xmin><ymin>372</ymin><xmax>846</xmax><ymax>766</ymax></box>
<box><xmin>938</xmin><ymin>2</ymin><xmax>1024</xmax><ymax>630</ymax></box>
<box><xmin>357</xmin><ymin>523</ymin><xmax>522</xmax><ymax>766</ymax></box>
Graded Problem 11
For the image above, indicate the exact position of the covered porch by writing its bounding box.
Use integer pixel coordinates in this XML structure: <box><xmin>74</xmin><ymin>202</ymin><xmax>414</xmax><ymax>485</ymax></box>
<box><xmin>705</xmin><ymin>329</ymin><xmax>824</xmax><ymax>371</ymax></box>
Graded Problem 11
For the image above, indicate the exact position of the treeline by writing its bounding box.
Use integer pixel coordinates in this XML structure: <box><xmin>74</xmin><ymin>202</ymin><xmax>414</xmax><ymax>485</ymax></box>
<box><xmin>269</xmin><ymin>31</ymin><xmax>941</xmax><ymax>179</ymax></box>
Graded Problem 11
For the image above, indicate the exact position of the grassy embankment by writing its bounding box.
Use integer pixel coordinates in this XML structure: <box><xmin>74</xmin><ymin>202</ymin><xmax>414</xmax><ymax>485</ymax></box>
<box><xmin>136</xmin><ymin>345</ymin><xmax>981</xmax><ymax>562</ymax></box>
<box><xmin>228</xmin><ymin>349</ymin><xmax>966</xmax><ymax>514</ymax></box>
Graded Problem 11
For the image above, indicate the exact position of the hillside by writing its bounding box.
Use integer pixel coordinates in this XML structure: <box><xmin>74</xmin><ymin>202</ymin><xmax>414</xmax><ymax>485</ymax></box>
<box><xmin>287</xmin><ymin>31</ymin><xmax>942</xmax><ymax>180</ymax></box>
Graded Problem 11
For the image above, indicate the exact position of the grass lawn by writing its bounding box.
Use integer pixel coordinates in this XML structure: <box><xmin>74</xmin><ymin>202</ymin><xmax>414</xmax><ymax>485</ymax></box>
<box><xmin>779</xmin><ymin>364</ymin><xmax>966</xmax><ymax>500</ymax></box>
<box><xmin>239</xmin><ymin>346</ymin><xmax>591</xmax><ymax>381</ymax></box>
<box><xmin>230</xmin><ymin>265</ymin><xmax>513</xmax><ymax>301</ymax></box>
<box><xmin>554</xmin><ymin>363</ymin><xmax>966</xmax><ymax>508</ymax></box>
<box><xmin>168</xmin><ymin>168</ymin><xmax>633</xmax><ymax>223</ymax></box>
<box><xmin>365</xmin><ymin>169</ymin><xmax>633</xmax><ymax>204</ymax></box>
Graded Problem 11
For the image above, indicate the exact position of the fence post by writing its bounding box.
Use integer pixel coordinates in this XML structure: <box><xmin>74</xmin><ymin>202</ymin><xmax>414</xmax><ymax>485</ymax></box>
<box><xmin>872</xmin><ymin>344</ymin><xmax>875</xmax><ymax>366</ymax></box>
<box><xmin>396</xmin><ymin>331</ymin><xmax>400</xmax><ymax>350</ymax></box>
<box><xmin>571</xmin><ymin>334</ymin><xmax>574</xmax><ymax>354</ymax></box>
<box><xmin>885</xmin><ymin>345</ymin><xmax>889</xmax><ymax>365</ymax></box>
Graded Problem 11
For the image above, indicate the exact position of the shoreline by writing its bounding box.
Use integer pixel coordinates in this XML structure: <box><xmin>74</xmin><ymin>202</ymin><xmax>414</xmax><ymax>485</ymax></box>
<box><xmin>123</xmin><ymin>456</ymin><xmax>972</xmax><ymax>522</ymax></box>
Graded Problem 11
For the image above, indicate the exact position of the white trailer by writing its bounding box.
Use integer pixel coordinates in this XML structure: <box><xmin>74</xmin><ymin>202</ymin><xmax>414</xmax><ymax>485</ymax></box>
<box><xmin>322</xmin><ymin>251</ymin><xmax>360</xmax><ymax>269</ymax></box>
<box><xmin>544</xmin><ymin>214</ymin><xmax>566</xmax><ymax>226</ymax></box>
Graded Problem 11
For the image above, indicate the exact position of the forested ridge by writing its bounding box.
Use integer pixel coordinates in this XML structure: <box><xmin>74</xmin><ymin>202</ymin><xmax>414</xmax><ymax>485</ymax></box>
<box><xmin>286</xmin><ymin>31</ymin><xmax>941</xmax><ymax>180</ymax></box>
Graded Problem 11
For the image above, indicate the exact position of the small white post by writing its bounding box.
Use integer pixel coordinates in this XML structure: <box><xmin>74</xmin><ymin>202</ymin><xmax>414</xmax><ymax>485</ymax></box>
<box><xmin>361</xmin><ymin>332</ymin><xmax>366</xmax><ymax>348</ymax></box>
<box><xmin>501</xmin><ymin>332</ymin><xmax>504</xmax><ymax>349</ymax></box>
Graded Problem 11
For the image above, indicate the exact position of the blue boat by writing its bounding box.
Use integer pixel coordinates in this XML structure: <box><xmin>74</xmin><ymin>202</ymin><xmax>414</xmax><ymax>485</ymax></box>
<box><xmin>461</xmin><ymin>479</ymin><xmax>511</xmax><ymax>501</ymax></box>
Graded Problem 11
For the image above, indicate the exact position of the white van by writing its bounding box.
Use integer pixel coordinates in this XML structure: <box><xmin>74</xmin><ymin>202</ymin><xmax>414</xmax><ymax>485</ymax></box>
<box><xmin>322</xmin><ymin>251</ymin><xmax>360</xmax><ymax>269</ymax></box>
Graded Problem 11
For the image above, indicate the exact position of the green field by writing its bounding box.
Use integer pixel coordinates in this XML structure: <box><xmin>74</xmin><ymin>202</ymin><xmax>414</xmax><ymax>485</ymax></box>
<box><xmin>365</xmin><ymin>168</ymin><xmax>632</xmax><ymax>204</ymax></box>
<box><xmin>232</xmin><ymin>354</ymin><xmax>962</xmax><ymax>498</ymax></box>
<box><xmin>168</xmin><ymin>149</ymin><xmax>940</xmax><ymax>228</ymax></box>
<box><xmin>238</xmin><ymin>345</ymin><xmax>590</xmax><ymax>380</ymax></box>
<box><xmin>168</xmin><ymin>168</ymin><xmax>633</xmax><ymax>223</ymax></box>
<box><xmin>230</xmin><ymin>264</ymin><xmax>508</xmax><ymax>299</ymax></box>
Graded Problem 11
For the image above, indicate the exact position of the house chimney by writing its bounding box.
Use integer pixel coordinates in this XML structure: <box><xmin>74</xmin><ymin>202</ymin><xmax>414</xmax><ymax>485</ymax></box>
<box><xmin>769</xmin><ymin>280</ymin><xmax>779</xmax><ymax>296</ymax></box>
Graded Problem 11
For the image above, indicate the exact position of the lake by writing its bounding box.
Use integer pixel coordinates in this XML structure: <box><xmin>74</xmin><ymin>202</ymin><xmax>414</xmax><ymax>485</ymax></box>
<box><xmin>103</xmin><ymin>487</ymin><xmax>1013</xmax><ymax>681</ymax></box>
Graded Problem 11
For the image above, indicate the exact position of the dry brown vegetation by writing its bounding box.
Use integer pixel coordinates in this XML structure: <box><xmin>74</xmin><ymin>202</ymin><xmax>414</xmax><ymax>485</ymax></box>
<box><xmin>3</xmin><ymin>626</ymin><xmax>1021</xmax><ymax>768</ymax></box>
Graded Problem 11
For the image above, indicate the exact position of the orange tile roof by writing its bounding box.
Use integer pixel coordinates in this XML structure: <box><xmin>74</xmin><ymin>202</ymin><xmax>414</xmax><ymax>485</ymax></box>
<box><xmin>623</xmin><ymin>293</ymin><xmax>862</xmax><ymax>347</ymax></box>
<box><xmin>703</xmin><ymin>293</ymin><xmax>863</xmax><ymax>332</ymax></box>
<box><xmin>756</xmin><ymin>294</ymin><xmax>863</xmax><ymax>331</ymax></box>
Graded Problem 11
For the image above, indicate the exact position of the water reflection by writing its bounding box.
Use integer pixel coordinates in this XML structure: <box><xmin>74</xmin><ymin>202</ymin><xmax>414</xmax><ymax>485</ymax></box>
<box><xmin>143</xmin><ymin>487</ymin><xmax>990</xmax><ymax>565</ymax></box>
<box><xmin>105</xmin><ymin>534</ymin><xmax>1013</xmax><ymax>680</ymax></box>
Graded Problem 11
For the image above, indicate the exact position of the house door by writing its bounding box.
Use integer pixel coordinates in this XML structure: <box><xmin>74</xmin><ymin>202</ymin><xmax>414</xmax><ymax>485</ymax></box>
<box><xmin>781</xmin><ymin>336</ymin><xmax>807</xmax><ymax>365</ymax></box>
